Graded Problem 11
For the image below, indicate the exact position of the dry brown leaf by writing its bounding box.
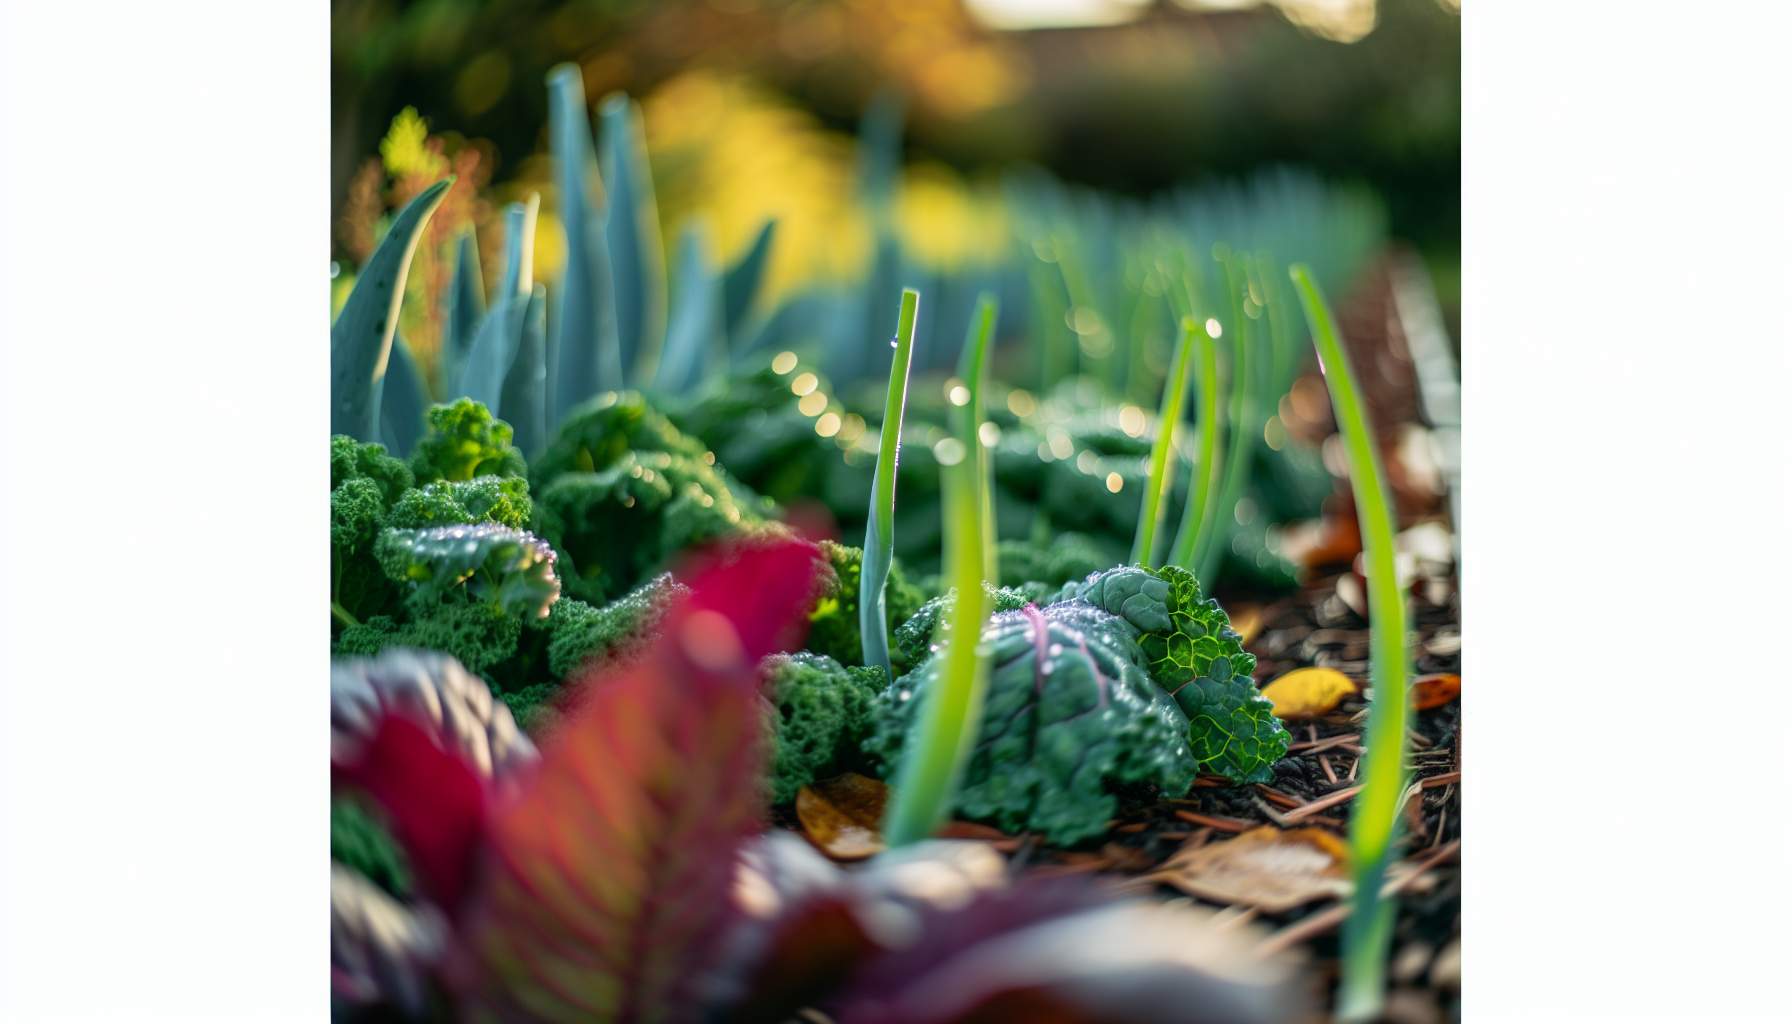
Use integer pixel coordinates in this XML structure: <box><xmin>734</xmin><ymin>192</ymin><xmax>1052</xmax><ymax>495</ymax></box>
<box><xmin>1261</xmin><ymin>667</ymin><xmax>1359</xmax><ymax>720</ymax></box>
<box><xmin>935</xmin><ymin>821</ymin><xmax>1007</xmax><ymax>841</ymax></box>
<box><xmin>1101</xmin><ymin>843</ymin><xmax>1157</xmax><ymax>873</ymax></box>
<box><xmin>1412</xmin><ymin>673</ymin><xmax>1461</xmax><ymax>710</ymax></box>
<box><xmin>1152</xmin><ymin>825</ymin><xmax>1352</xmax><ymax>912</ymax></box>
<box><xmin>795</xmin><ymin>773</ymin><xmax>887</xmax><ymax>861</ymax></box>
<box><xmin>1276</xmin><ymin>514</ymin><xmax>1362</xmax><ymax>570</ymax></box>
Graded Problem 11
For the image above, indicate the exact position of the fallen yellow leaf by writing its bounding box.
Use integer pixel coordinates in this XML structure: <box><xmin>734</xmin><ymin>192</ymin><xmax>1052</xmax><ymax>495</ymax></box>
<box><xmin>1261</xmin><ymin>667</ymin><xmax>1358</xmax><ymax>720</ymax></box>
<box><xmin>1229</xmin><ymin>603</ymin><xmax>1264</xmax><ymax>645</ymax></box>
<box><xmin>1152</xmin><ymin>826</ymin><xmax>1351</xmax><ymax>912</ymax></box>
<box><xmin>796</xmin><ymin>773</ymin><xmax>888</xmax><ymax>861</ymax></box>
<box><xmin>1412</xmin><ymin>673</ymin><xmax>1461</xmax><ymax>710</ymax></box>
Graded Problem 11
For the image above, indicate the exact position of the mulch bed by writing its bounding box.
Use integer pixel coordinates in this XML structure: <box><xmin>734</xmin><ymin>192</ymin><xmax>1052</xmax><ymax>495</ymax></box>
<box><xmin>769</xmin><ymin>560</ymin><xmax>1463</xmax><ymax>1023</ymax></box>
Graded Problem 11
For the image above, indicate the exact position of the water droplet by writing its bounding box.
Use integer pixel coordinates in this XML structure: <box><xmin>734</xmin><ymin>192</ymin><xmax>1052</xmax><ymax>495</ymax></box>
<box><xmin>890</xmin><ymin>336</ymin><xmax>899</xmax><ymax>349</ymax></box>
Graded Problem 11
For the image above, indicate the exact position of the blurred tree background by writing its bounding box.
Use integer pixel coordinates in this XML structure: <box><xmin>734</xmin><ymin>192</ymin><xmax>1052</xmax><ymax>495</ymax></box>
<box><xmin>333</xmin><ymin>0</ymin><xmax>1458</xmax><ymax>326</ymax></box>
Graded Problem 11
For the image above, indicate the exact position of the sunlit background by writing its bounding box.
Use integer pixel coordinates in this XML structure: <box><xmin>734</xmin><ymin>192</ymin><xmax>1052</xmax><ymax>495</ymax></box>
<box><xmin>331</xmin><ymin>0</ymin><xmax>1458</xmax><ymax>383</ymax></box>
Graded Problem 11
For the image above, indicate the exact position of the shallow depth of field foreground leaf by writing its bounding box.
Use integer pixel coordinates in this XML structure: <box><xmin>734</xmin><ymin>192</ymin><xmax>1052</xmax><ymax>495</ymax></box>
<box><xmin>1153</xmin><ymin>825</ymin><xmax>1352</xmax><ymax>913</ymax></box>
<box><xmin>1261</xmin><ymin>666</ymin><xmax>1359</xmax><ymax>720</ymax></box>
<box><xmin>445</xmin><ymin>539</ymin><xmax>823</xmax><ymax>1020</ymax></box>
<box><xmin>797</xmin><ymin>773</ymin><xmax>888</xmax><ymax>860</ymax></box>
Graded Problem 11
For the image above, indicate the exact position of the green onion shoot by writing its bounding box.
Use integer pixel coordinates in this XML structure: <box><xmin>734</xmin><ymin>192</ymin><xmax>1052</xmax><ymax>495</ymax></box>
<box><xmin>860</xmin><ymin>288</ymin><xmax>919</xmax><ymax>679</ymax></box>
<box><xmin>1290</xmin><ymin>264</ymin><xmax>1410</xmax><ymax>1023</ymax></box>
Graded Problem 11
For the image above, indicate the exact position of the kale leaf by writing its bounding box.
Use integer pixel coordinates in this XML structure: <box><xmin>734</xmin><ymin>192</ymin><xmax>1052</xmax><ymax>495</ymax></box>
<box><xmin>870</xmin><ymin>601</ymin><xmax>1196</xmax><ymax>845</ymax></box>
<box><xmin>384</xmin><ymin>475</ymin><xmax>533</xmax><ymax>531</ymax></box>
<box><xmin>409</xmin><ymin>398</ymin><xmax>528</xmax><ymax>484</ymax></box>
<box><xmin>888</xmin><ymin>582</ymin><xmax>1036</xmax><ymax>678</ymax></box>
<box><xmin>1178</xmin><ymin>656</ymin><xmax>1290</xmax><ymax>784</ymax></box>
<box><xmin>375</xmin><ymin>523</ymin><xmax>561</xmax><ymax>620</ymax></box>
<box><xmin>544</xmin><ymin>573</ymin><xmax>687</xmax><ymax>681</ymax></box>
<box><xmin>1074</xmin><ymin>564</ymin><xmax>1288</xmax><ymax>782</ymax></box>
<box><xmin>531</xmin><ymin>391</ymin><xmax>781</xmax><ymax>603</ymax></box>
<box><xmin>1075</xmin><ymin>564</ymin><xmax>1257</xmax><ymax>692</ymax></box>
<box><xmin>761</xmin><ymin>652</ymin><xmax>889</xmax><ymax>805</ymax></box>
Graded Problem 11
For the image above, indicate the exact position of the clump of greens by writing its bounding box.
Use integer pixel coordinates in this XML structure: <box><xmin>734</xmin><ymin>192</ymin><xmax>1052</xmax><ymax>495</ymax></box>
<box><xmin>409</xmin><ymin>397</ymin><xmax>528</xmax><ymax>484</ymax></box>
<box><xmin>870</xmin><ymin>600</ymin><xmax>1197</xmax><ymax>845</ymax></box>
<box><xmin>375</xmin><ymin>523</ymin><xmax>560</xmax><ymax>620</ymax></box>
<box><xmin>804</xmin><ymin>541</ymin><xmax>927</xmax><ymax>669</ymax></box>
<box><xmin>870</xmin><ymin>562</ymin><xmax>1288</xmax><ymax>842</ymax></box>
<box><xmin>530</xmin><ymin>391</ymin><xmax>780</xmax><ymax>604</ymax></box>
<box><xmin>543</xmin><ymin>573</ymin><xmax>687</xmax><ymax>682</ymax></box>
<box><xmin>760</xmin><ymin>652</ymin><xmax>888</xmax><ymax>804</ymax></box>
<box><xmin>331</xmin><ymin>436</ymin><xmax>415</xmax><ymax>625</ymax></box>
<box><xmin>336</xmin><ymin>600</ymin><xmax>524</xmax><ymax>680</ymax></box>
<box><xmin>330</xmin><ymin>401</ymin><xmax>744</xmax><ymax>704</ymax></box>
<box><xmin>384</xmin><ymin>476</ymin><xmax>532</xmax><ymax>531</ymax></box>
<box><xmin>498</xmin><ymin>682</ymin><xmax>564</xmax><ymax>735</ymax></box>
<box><xmin>330</xmin><ymin>407</ymin><xmax>549</xmax><ymax>689</ymax></box>
<box><xmin>332</xmin><ymin>433</ymin><xmax>415</xmax><ymax>501</ymax></box>
<box><xmin>888</xmin><ymin>582</ymin><xmax>1038</xmax><ymax>678</ymax></box>
<box><xmin>331</xmin><ymin>796</ymin><xmax>411</xmax><ymax>900</ymax></box>
<box><xmin>1073</xmin><ymin>564</ymin><xmax>1288</xmax><ymax>782</ymax></box>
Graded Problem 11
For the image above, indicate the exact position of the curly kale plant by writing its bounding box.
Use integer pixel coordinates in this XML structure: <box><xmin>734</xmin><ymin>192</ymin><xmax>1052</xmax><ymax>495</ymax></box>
<box><xmin>1075</xmin><ymin>564</ymin><xmax>1257</xmax><ymax>686</ymax></box>
<box><xmin>888</xmin><ymin>582</ymin><xmax>1038</xmax><ymax>678</ymax></box>
<box><xmin>531</xmin><ymin>392</ymin><xmax>781</xmax><ymax>603</ymax></box>
<box><xmin>409</xmin><ymin>398</ymin><xmax>528</xmax><ymax>484</ymax></box>
<box><xmin>375</xmin><ymin>523</ymin><xmax>561</xmax><ymax>620</ymax></box>
<box><xmin>804</xmin><ymin>541</ymin><xmax>927</xmax><ymax>668</ymax></box>
<box><xmin>332</xmin><ymin>437</ymin><xmax>416</xmax><ymax>624</ymax></box>
<box><xmin>871</xmin><ymin>601</ymin><xmax>1196</xmax><ymax>845</ymax></box>
<box><xmin>761</xmin><ymin>652</ymin><xmax>888</xmax><ymax>804</ymax></box>
<box><xmin>1074</xmin><ymin>564</ymin><xmax>1288</xmax><ymax>782</ymax></box>
<box><xmin>384</xmin><ymin>476</ymin><xmax>532</xmax><ymax>531</ymax></box>
<box><xmin>1177</xmin><ymin>657</ymin><xmax>1290</xmax><ymax>784</ymax></box>
<box><xmin>544</xmin><ymin>573</ymin><xmax>686</xmax><ymax>681</ymax></box>
<box><xmin>869</xmin><ymin>563</ymin><xmax>1288</xmax><ymax>841</ymax></box>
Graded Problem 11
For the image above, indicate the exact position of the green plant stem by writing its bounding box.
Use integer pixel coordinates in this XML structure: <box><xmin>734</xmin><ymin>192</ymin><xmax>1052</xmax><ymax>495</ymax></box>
<box><xmin>883</xmin><ymin>319</ymin><xmax>992</xmax><ymax>848</ymax></box>
<box><xmin>1256</xmin><ymin>251</ymin><xmax>1299</xmax><ymax>406</ymax></box>
<box><xmin>1290</xmin><ymin>264</ymin><xmax>1409</xmax><ymax>1023</ymax></box>
<box><xmin>1025</xmin><ymin>235</ymin><xmax>1072</xmax><ymax>389</ymax></box>
<box><xmin>1167</xmin><ymin>319</ymin><xmax>1223</xmax><ymax>570</ymax></box>
<box><xmin>959</xmin><ymin>294</ymin><xmax>1000</xmax><ymax>582</ymax></box>
<box><xmin>860</xmin><ymin>288</ymin><xmax>919</xmax><ymax>678</ymax></box>
<box><xmin>1132</xmin><ymin>316</ymin><xmax>1198</xmax><ymax>566</ymax></box>
<box><xmin>331</xmin><ymin>601</ymin><xmax>359</xmax><ymax>629</ymax></box>
<box><xmin>1194</xmin><ymin>256</ymin><xmax>1256</xmax><ymax>587</ymax></box>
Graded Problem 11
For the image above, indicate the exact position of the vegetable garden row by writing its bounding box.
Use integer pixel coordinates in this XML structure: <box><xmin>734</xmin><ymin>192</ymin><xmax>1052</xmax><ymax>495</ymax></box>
<box><xmin>331</xmin><ymin>67</ymin><xmax>1461</xmax><ymax>1024</ymax></box>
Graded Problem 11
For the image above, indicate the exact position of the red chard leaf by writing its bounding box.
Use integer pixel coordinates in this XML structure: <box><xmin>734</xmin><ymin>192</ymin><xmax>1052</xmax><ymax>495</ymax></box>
<box><xmin>334</xmin><ymin>713</ymin><xmax>489</xmax><ymax>911</ymax></box>
<box><xmin>448</xmin><ymin>538</ymin><xmax>824</xmax><ymax>1023</ymax></box>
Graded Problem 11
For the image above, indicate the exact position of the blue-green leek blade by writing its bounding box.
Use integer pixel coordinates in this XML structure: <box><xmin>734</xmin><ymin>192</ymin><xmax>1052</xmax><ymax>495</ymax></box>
<box><xmin>547</xmin><ymin>65</ymin><xmax>622</xmax><ymax>423</ymax></box>
<box><xmin>330</xmin><ymin>178</ymin><xmax>451</xmax><ymax>440</ymax></box>
<box><xmin>721</xmin><ymin>219</ymin><xmax>778</xmax><ymax>345</ymax></box>
<box><xmin>441</xmin><ymin>230</ymin><xmax>486</xmax><ymax>395</ymax></box>
<box><xmin>378</xmin><ymin>330</ymin><xmax>428</xmax><ymax>456</ymax></box>
<box><xmin>600</xmin><ymin>93</ymin><xmax>667</xmax><ymax>386</ymax></box>
<box><xmin>654</xmin><ymin>223</ymin><xmax>723</xmax><ymax>394</ymax></box>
